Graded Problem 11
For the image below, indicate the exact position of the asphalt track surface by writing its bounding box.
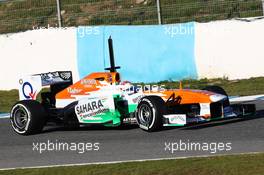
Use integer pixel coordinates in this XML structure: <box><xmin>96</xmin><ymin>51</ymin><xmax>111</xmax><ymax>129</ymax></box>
<box><xmin>0</xmin><ymin>101</ymin><xmax>263</xmax><ymax>169</ymax></box>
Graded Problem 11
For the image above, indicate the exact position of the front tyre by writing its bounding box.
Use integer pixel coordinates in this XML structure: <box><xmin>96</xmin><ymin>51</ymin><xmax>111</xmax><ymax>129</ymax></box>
<box><xmin>10</xmin><ymin>100</ymin><xmax>46</xmax><ymax>135</ymax></box>
<box><xmin>136</xmin><ymin>96</ymin><xmax>165</xmax><ymax>132</ymax></box>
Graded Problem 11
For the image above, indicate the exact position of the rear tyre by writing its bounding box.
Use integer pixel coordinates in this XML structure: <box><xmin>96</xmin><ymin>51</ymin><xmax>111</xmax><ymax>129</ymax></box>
<box><xmin>10</xmin><ymin>100</ymin><xmax>46</xmax><ymax>135</ymax></box>
<box><xmin>63</xmin><ymin>102</ymin><xmax>80</xmax><ymax>130</ymax></box>
<box><xmin>136</xmin><ymin>96</ymin><xmax>166</xmax><ymax>132</ymax></box>
<box><xmin>202</xmin><ymin>86</ymin><xmax>230</xmax><ymax>107</ymax></box>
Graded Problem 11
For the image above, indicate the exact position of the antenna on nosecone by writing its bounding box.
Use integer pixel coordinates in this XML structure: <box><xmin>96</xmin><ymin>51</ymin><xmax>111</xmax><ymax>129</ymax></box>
<box><xmin>104</xmin><ymin>36</ymin><xmax>121</xmax><ymax>72</ymax></box>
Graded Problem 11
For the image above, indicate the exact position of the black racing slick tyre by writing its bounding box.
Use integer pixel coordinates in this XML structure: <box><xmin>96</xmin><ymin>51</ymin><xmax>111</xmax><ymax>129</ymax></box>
<box><xmin>136</xmin><ymin>96</ymin><xmax>166</xmax><ymax>132</ymax></box>
<box><xmin>202</xmin><ymin>86</ymin><xmax>230</xmax><ymax>107</ymax></box>
<box><xmin>10</xmin><ymin>100</ymin><xmax>46</xmax><ymax>135</ymax></box>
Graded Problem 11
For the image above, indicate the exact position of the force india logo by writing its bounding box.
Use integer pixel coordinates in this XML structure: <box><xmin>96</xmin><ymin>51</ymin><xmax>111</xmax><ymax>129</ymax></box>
<box><xmin>75</xmin><ymin>100</ymin><xmax>109</xmax><ymax>119</ymax></box>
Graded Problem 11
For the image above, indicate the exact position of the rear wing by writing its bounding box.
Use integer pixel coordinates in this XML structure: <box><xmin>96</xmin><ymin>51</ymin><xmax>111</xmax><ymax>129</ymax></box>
<box><xmin>18</xmin><ymin>71</ymin><xmax>72</xmax><ymax>100</ymax></box>
<box><xmin>35</xmin><ymin>71</ymin><xmax>72</xmax><ymax>86</ymax></box>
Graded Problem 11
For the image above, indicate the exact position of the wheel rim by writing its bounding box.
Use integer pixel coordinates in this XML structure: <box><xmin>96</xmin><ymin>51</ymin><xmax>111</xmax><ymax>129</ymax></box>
<box><xmin>13</xmin><ymin>106</ymin><xmax>28</xmax><ymax>129</ymax></box>
<box><xmin>138</xmin><ymin>104</ymin><xmax>152</xmax><ymax>126</ymax></box>
<box><xmin>11</xmin><ymin>104</ymin><xmax>31</xmax><ymax>134</ymax></box>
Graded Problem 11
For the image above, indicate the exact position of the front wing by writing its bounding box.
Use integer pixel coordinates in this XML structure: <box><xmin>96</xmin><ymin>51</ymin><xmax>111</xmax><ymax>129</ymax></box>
<box><xmin>162</xmin><ymin>103</ymin><xmax>256</xmax><ymax>127</ymax></box>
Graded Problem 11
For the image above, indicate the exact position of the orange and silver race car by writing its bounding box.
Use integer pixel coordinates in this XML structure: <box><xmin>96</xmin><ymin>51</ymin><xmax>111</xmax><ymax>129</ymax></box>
<box><xmin>10</xmin><ymin>37</ymin><xmax>256</xmax><ymax>135</ymax></box>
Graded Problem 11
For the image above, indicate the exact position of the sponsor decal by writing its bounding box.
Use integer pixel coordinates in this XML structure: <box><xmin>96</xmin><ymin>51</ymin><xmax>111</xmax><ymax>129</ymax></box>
<box><xmin>40</xmin><ymin>72</ymin><xmax>72</xmax><ymax>86</ymax></box>
<box><xmin>22</xmin><ymin>82</ymin><xmax>37</xmax><ymax>99</ymax></box>
<box><xmin>59</xmin><ymin>72</ymin><xmax>72</xmax><ymax>80</ymax></box>
<box><xmin>164</xmin><ymin>114</ymin><xmax>186</xmax><ymax>125</ymax></box>
<box><xmin>42</xmin><ymin>72</ymin><xmax>56</xmax><ymax>80</ymax></box>
<box><xmin>75</xmin><ymin>99</ymin><xmax>109</xmax><ymax>119</ymax></box>
<box><xmin>67</xmin><ymin>87</ymin><xmax>82</xmax><ymax>94</ymax></box>
<box><xmin>200</xmin><ymin>103</ymin><xmax>210</xmax><ymax>116</ymax></box>
<box><xmin>123</xmin><ymin>118</ymin><xmax>137</xmax><ymax>123</ymax></box>
<box><xmin>139</xmin><ymin>124</ymin><xmax>149</xmax><ymax>130</ymax></box>
<box><xmin>132</xmin><ymin>95</ymin><xmax>144</xmax><ymax>103</ymax></box>
<box><xmin>41</xmin><ymin>72</ymin><xmax>60</xmax><ymax>83</ymax></box>
<box><xmin>80</xmin><ymin>79</ymin><xmax>97</xmax><ymax>86</ymax></box>
<box><xmin>141</xmin><ymin>98</ymin><xmax>154</xmax><ymax>108</ymax></box>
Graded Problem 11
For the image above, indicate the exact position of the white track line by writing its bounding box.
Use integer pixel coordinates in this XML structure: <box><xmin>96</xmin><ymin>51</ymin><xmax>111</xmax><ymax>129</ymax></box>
<box><xmin>0</xmin><ymin>151</ymin><xmax>263</xmax><ymax>171</ymax></box>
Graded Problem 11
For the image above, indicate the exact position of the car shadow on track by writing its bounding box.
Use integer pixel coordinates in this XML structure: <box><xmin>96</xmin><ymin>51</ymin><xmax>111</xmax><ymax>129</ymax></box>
<box><xmin>41</xmin><ymin>110</ymin><xmax>264</xmax><ymax>134</ymax></box>
<box><xmin>41</xmin><ymin>124</ymin><xmax>139</xmax><ymax>134</ymax></box>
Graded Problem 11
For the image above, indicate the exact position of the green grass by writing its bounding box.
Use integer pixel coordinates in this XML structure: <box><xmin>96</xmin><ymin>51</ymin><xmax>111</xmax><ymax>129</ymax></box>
<box><xmin>0</xmin><ymin>77</ymin><xmax>264</xmax><ymax>113</ymax></box>
<box><xmin>0</xmin><ymin>0</ymin><xmax>263</xmax><ymax>34</ymax></box>
<box><xmin>0</xmin><ymin>89</ymin><xmax>18</xmax><ymax>113</ymax></box>
<box><xmin>0</xmin><ymin>153</ymin><xmax>264</xmax><ymax>175</ymax></box>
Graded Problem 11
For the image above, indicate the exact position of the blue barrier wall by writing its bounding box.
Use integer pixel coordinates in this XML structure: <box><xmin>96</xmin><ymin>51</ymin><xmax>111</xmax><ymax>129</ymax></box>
<box><xmin>77</xmin><ymin>22</ymin><xmax>197</xmax><ymax>83</ymax></box>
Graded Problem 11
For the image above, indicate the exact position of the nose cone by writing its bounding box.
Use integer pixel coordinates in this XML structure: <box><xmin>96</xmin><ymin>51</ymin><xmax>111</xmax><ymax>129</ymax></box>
<box><xmin>210</xmin><ymin>94</ymin><xmax>227</xmax><ymax>102</ymax></box>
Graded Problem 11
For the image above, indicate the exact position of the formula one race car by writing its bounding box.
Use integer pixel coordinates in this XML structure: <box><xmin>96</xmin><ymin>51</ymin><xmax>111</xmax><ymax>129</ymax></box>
<box><xmin>10</xmin><ymin>37</ymin><xmax>256</xmax><ymax>135</ymax></box>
